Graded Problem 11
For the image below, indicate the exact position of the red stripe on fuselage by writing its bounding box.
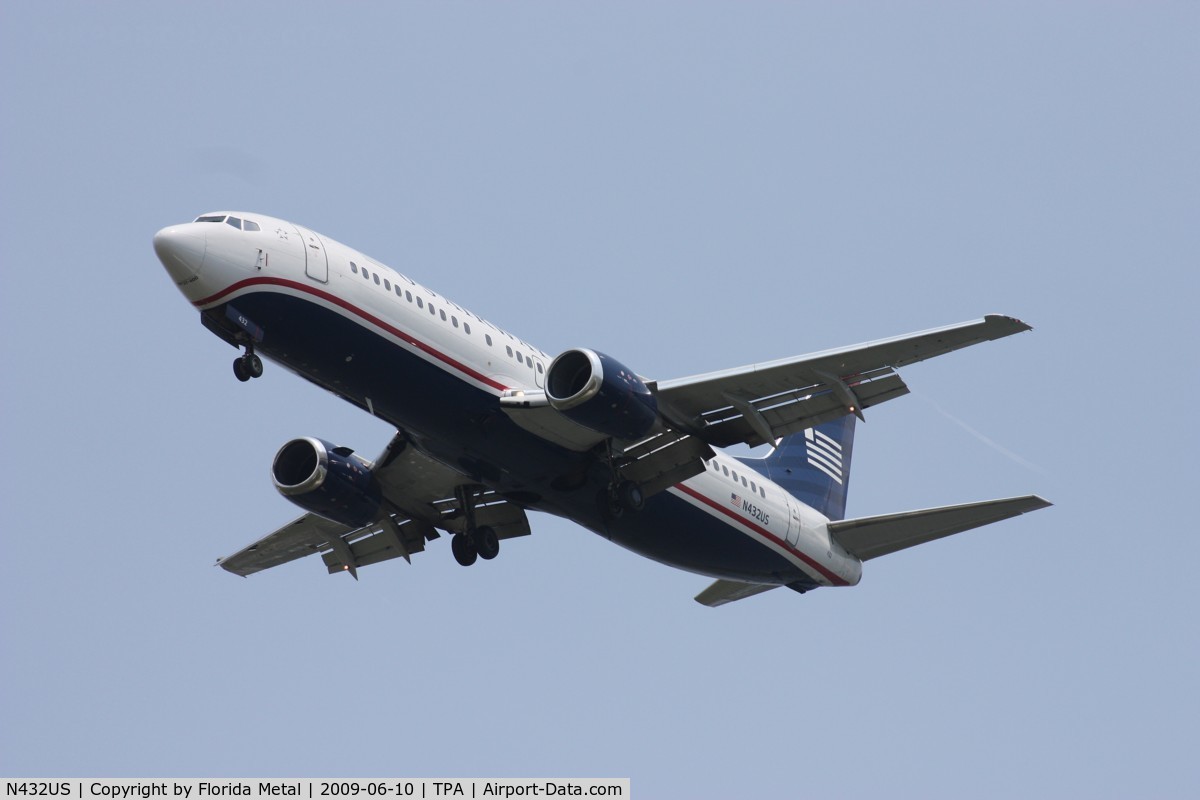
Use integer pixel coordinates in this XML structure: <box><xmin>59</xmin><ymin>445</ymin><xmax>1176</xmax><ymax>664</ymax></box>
<box><xmin>193</xmin><ymin>277</ymin><xmax>509</xmax><ymax>391</ymax></box>
<box><xmin>674</xmin><ymin>483</ymin><xmax>849</xmax><ymax>586</ymax></box>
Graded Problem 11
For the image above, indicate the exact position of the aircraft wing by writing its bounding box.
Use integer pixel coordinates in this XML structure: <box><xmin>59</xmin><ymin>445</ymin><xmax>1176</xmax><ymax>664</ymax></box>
<box><xmin>828</xmin><ymin>495</ymin><xmax>1051</xmax><ymax>561</ymax></box>
<box><xmin>217</xmin><ymin>432</ymin><xmax>531</xmax><ymax>577</ymax></box>
<box><xmin>653</xmin><ymin>315</ymin><xmax>1031</xmax><ymax>448</ymax></box>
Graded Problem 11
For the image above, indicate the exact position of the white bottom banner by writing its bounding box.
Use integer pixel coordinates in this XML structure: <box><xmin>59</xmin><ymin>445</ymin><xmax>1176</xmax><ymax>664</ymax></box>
<box><xmin>2</xmin><ymin>781</ymin><xmax>629</xmax><ymax>800</ymax></box>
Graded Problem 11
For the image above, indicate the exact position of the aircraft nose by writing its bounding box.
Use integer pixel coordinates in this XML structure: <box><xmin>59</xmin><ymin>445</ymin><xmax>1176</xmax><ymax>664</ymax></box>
<box><xmin>153</xmin><ymin>225</ymin><xmax>207</xmax><ymax>282</ymax></box>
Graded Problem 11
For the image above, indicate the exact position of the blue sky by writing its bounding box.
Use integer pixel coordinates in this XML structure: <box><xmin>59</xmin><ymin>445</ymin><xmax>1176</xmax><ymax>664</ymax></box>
<box><xmin>1</xmin><ymin>3</ymin><xmax>1196</xmax><ymax>797</ymax></box>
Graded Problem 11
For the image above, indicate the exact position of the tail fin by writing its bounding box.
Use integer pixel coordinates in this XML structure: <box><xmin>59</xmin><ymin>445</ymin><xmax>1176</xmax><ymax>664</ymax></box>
<box><xmin>738</xmin><ymin>416</ymin><xmax>856</xmax><ymax>520</ymax></box>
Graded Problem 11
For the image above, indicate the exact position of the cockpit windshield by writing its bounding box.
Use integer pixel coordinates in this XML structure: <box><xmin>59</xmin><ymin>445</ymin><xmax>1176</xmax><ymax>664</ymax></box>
<box><xmin>193</xmin><ymin>214</ymin><xmax>260</xmax><ymax>231</ymax></box>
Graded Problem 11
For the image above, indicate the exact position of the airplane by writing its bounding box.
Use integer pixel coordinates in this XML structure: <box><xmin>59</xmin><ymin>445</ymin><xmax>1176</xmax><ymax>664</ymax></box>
<box><xmin>154</xmin><ymin>211</ymin><xmax>1050</xmax><ymax>606</ymax></box>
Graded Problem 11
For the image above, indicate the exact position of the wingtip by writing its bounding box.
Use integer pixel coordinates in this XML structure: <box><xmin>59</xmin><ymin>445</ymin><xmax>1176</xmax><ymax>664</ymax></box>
<box><xmin>983</xmin><ymin>313</ymin><xmax>1034</xmax><ymax>334</ymax></box>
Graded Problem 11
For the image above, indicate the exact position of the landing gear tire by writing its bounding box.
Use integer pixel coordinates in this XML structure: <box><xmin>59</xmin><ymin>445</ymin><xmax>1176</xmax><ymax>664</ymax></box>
<box><xmin>233</xmin><ymin>353</ymin><xmax>263</xmax><ymax>382</ymax></box>
<box><xmin>475</xmin><ymin>526</ymin><xmax>500</xmax><ymax>560</ymax></box>
<box><xmin>617</xmin><ymin>480</ymin><xmax>645</xmax><ymax>512</ymax></box>
<box><xmin>598</xmin><ymin>488</ymin><xmax>624</xmax><ymax>520</ymax></box>
<box><xmin>451</xmin><ymin>533</ymin><xmax>478</xmax><ymax>567</ymax></box>
<box><xmin>245</xmin><ymin>353</ymin><xmax>263</xmax><ymax>378</ymax></box>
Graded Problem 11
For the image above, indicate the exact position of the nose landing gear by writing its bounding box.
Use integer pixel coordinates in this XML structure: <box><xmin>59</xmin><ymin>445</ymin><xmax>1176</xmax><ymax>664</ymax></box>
<box><xmin>233</xmin><ymin>348</ymin><xmax>263</xmax><ymax>382</ymax></box>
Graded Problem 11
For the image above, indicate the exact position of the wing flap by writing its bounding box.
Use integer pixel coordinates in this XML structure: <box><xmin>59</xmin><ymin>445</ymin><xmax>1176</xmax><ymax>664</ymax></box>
<box><xmin>473</xmin><ymin>493</ymin><xmax>533</xmax><ymax>540</ymax></box>
<box><xmin>321</xmin><ymin>517</ymin><xmax>433</xmax><ymax>574</ymax></box>
<box><xmin>828</xmin><ymin>495</ymin><xmax>1051</xmax><ymax>561</ymax></box>
<box><xmin>618</xmin><ymin>432</ymin><xmax>714</xmax><ymax>496</ymax></box>
<box><xmin>656</xmin><ymin>315</ymin><xmax>1030</xmax><ymax>449</ymax></box>
<box><xmin>698</xmin><ymin>370</ymin><xmax>909</xmax><ymax>448</ymax></box>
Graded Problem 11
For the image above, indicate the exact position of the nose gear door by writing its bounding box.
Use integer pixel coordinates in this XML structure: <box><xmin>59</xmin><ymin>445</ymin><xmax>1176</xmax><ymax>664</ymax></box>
<box><xmin>295</xmin><ymin>225</ymin><xmax>329</xmax><ymax>283</ymax></box>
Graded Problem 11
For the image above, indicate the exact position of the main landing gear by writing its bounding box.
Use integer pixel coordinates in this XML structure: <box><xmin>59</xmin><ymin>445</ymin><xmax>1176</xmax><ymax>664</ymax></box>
<box><xmin>233</xmin><ymin>347</ymin><xmax>263</xmax><ymax>382</ymax></box>
<box><xmin>599</xmin><ymin>479</ymin><xmax>645</xmax><ymax>520</ymax></box>
<box><xmin>450</xmin><ymin>484</ymin><xmax>500</xmax><ymax>567</ymax></box>
<box><xmin>595</xmin><ymin>439</ymin><xmax>646</xmax><ymax>520</ymax></box>
<box><xmin>450</xmin><ymin>525</ymin><xmax>499</xmax><ymax>567</ymax></box>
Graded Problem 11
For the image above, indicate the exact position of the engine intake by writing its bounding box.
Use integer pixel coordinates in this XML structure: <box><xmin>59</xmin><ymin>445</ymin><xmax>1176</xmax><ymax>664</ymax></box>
<box><xmin>545</xmin><ymin>348</ymin><xmax>658</xmax><ymax>440</ymax></box>
<box><xmin>272</xmin><ymin>437</ymin><xmax>381</xmax><ymax>528</ymax></box>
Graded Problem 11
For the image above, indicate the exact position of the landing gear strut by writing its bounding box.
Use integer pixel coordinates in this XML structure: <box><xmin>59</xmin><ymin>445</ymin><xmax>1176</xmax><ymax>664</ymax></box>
<box><xmin>233</xmin><ymin>347</ymin><xmax>263</xmax><ymax>382</ymax></box>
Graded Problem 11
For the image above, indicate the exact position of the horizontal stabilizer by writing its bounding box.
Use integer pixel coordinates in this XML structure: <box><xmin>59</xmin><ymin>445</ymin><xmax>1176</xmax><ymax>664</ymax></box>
<box><xmin>828</xmin><ymin>495</ymin><xmax>1051</xmax><ymax>561</ymax></box>
<box><xmin>694</xmin><ymin>579</ymin><xmax>780</xmax><ymax>607</ymax></box>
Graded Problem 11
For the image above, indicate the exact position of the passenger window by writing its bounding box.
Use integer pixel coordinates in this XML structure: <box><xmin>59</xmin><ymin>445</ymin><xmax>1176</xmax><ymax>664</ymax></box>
<box><xmin>244</xmin><ymin>220</ymin><xmax>260</xmax><ymax>232</ymax></box>
<box><xmin>439</xmin><ymin>309</ymin><xmax>447</xmax><ymax>321</ymax></box>
<box><xmin>750</xmin><ymin>481</ymin><xmax>756</xmax><ymax>492</ymax></box>
<box><xmin>464</xmin><ymin>323</ymin><xmax>471</xmax><ymax>334</ymax></box>
<box><xmin>741</xmin><ymin>476</ymin><xmax>748</xmax><ymax>488</ymax></box>
<box><xmin>722</xmin><ymin>466</ymin><xmax>729</xmax><ymax>477</ymax></box>
<box><xmin>536</xmin><ymin>362</ymin><xmax>543</xmax><ymax>373</ymax></box>
<box><xmin>516</xmin><ymin>353</ymin><xmax>524</xmax><ymax>365</ymax></box>
<box><xmin>226</xmin><ymin>217</ymin><xmax>242</xmax><ymax>229</ymax></box>
<box><xmin>416</xmin><ymin>297</ymin><xmax>423</xmax><ymax>309</ymax></box>
<box><xmin>373</xmin><ymin>274</ymin><xmax>380</xmax><ymax>286</ymax></box>
<box><xmin>506</xmin><ymin>346</ymin><xmax>513</xmax><ymax>357</ymax></box>
<box><xmin>350</xmin><ymin>262</ymin><xmax>358</xmax><ymax>274</ymax></box>
<box><xmin>731</xmin><ymin>471</ymin><xmax>738</xmax><ymax>482</ymax></box>
<box><xmin>429</xmin><ymin>304</ymin><xmax>436</xmax><ymax>315</ymax></box>
<box><xmin>384</xmin><ymin>279</ymin><xmax>391</xmax><ymax>291</ymax></box>
<box><xmin>452</xmin><ymin>316</ymin><xmax>459</xmax><ymax>328</ymax></box>
<box><xmin>405</xmin><ymin>291</ymin><xmax>412</xmax><ymax>302</ymax></box>
<box><xmin>485</xmin><ymin>334</ymin><xmax>493</xmax><ymax>346</ymax></box>
<box><xmin>759</xmin><ymin>487</ymin><xmax>766</xmax><ymax>498</ymax></box>
<box><xmin>362</xmin><ymin>269</ymin><xmax>370</xmax><ymax>280</ymax></box>
<box><xmin>395</xmin><ymin>285</ymin><xmax>402</xmax><ymax>297</ymax></box>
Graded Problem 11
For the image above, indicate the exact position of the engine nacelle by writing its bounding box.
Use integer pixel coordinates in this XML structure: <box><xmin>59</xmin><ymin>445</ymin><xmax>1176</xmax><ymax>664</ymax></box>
<box><xmin>545</xmin><ymin>348</ymin><xmax>658</xmax><ymax>440</ymax></box>
<box><xmin>272</xmin><ymin>437</ymin><xmax>381</xmax><ymax>528</ymax></box>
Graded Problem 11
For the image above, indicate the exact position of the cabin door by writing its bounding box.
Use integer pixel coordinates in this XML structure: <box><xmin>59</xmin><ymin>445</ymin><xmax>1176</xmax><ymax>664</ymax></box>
<box><xmin>295</xmin><ymin>225</ymin><xmax>329</xmax><ymax>283</ymax></box>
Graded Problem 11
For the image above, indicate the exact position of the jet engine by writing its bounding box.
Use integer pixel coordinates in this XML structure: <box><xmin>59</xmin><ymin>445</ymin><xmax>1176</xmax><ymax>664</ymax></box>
<box><xmin>545</xmin><ymin>348</ymin><xmax>658</xmax><ymax>440</ymax></box>
<box><xmin>271</xmin><ymin>437</ymin><xmax>381</xmax><ymax>528</ymax></box>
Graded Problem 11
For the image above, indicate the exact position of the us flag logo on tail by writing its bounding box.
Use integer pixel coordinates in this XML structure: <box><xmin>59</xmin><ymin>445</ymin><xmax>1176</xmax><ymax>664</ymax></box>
<box><xmin>804</xmin><ymin>428</ymin><xmax>844</xmax><ymax>485</ymax></box>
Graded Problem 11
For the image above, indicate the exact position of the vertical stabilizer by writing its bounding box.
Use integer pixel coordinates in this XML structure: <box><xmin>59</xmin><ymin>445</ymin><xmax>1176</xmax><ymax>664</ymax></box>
<box><xmin>738</xmin><ymin>416</ymin><xmax>856</xmax><ymax>520</ymax></box>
